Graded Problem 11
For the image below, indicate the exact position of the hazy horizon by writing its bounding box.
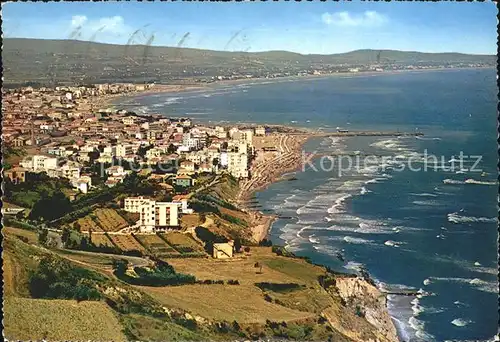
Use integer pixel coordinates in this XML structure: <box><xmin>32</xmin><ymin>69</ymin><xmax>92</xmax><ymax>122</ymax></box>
<box><xmin>2</xmin><ymin>2</ymin><xmax>496</xmax><ymax>55</ymax></box>
<box><xmin>4</xmin><ymin>37</ymin><xmax>496</xmax><ymax>57</ymax></box>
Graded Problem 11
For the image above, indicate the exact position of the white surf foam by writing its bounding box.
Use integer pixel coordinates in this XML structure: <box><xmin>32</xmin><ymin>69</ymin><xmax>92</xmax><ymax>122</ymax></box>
<box><xmin>447</xmin><ymin>212</ymin><xmax>497</xmax><ymax>224</ymax></box>
<box><xmin>410</xmin><ymin>192</ymin><xmax>438</xmax><ymax>197</ymax></box>
<box><xmin>429</xmin><ymin>277</ymin><xmax>498</xmax><ymax>294</ymax></box>
<box><xmin>384</xmin><ymin>240</ymin><xmax>405</xmax><ymax>247</ymax></box>
<box><xmin>443</xmin><ymin>179</ymin><xmax>464</xmax><ymax>185</ymax></box>
<box><xmin>464</xmin><ymin>178</ymin><xmax>497</xmax><ymax>185</ymax></box>
<box><xmin>451</xmin><ymin>318</ymin><xmax>473</xmax><ymax>327</ymax></box>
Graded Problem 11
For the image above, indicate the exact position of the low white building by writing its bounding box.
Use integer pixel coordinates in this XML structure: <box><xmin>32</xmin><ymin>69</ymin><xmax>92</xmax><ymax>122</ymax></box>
<box><xmin>71</xmin><ymin>176</ymin><xmax>92</xmax><ymax>194</ymax></box>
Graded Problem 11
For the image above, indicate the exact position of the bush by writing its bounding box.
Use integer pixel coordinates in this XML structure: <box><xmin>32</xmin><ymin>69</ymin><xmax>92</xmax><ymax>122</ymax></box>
<box><xmin>255</xmin><ymin>282</ymin><xmax>304</xmax><ymax>293</ymax></box>
<box><xmin>113</xmin><ymin>259</ymin><xmax>196</xmax><ymax>286</ymax></box>
<box><xmin>3</xmin><ymin>217</ymin><xmax>37</xmax><ymax>231</ymax></box>
<box><xmin>29</xmin><ymin>255</ymin><xmax>103</xmax><ymax>301</ymax></box>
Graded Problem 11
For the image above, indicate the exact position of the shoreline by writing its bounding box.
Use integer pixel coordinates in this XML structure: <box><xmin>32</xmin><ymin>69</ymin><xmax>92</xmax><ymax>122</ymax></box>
<box><xmin>237</xmin><ymin>132</ymin><xmax>314</xmax><ymax>243</ymax></box>
<box><xmin>102</xmin><ymin>66</ymin><xmax>493</xmax><ymax>112</ymax></box>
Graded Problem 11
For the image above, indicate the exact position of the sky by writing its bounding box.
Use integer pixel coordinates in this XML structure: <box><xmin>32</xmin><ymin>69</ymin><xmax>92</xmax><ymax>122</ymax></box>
<box><xmin>2</xmin><ymin>1</ymin><xmax>497</xmax><ymax>55</ymax></box>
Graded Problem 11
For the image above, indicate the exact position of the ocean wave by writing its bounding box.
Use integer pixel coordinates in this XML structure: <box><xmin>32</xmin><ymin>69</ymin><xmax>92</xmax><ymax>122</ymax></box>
<box><xmin>416</xmin><ymin>136</ymin><xmax>442</xmax><ymax>141</ymax></box>
<box><xmin>337</xmin><ymin>180</ymin><xmax>366</xmax><ymax>191</ymax></box>
<box><xmin>370</xmin><ymin>139</ymin><xmax>410</xmax><ymax>152</ymax></box>
<box><xmin>360</xmin><ymin>186</ymin><xmax>371</xmax><ymax>195</ymax></box>
<box><xmin>451</xmin><ymin>318</ymin><xmax>473</xmax><ymax>327</ymax></box>
<box><xmin>344</xmin><ymin>261</ymin><xmax>364</xmax><ymax>273</ymax></box>
<box><xmin>464</xmin><ymin>179</ymin><xmax>497</xmax><ymax>185</ymax></box>
<box><xmin>312</xmin><ymin>244</ymin><xmax>340</xmax><ymax>256</ymax></box>
<box><xmin>384</xmin><ymin>240</ymin><xmax>405</xmax><ymax>247</ymax></box>
<box><xmin>443</xmin><ymin>178</ymin><xmax>497</xmax><ymax>186</ymax></box>
<box><xmin>408</xmin><ymin>316</ymin><xmax>436</xmax><ymax>341</ymax></box>
<box><xmin>296</xmin><ymin>225</ymin><xmax>311</xmax><ymax>239</ymax></box>
<box><xmin>412</xmin><ymin>200</ymin><xmax>441</xmax><ymax>206</ymax></box>
<box><xmin>308</xmin><ymin>234</ymin><xmax>320</xmax><ymax>244</ymax></box>
<box><xmin>326</xmin><ymin>221</ymin><xmax>394</xmax><ymax>235</ymax></box>
<box><xmin>327</xmin><ymin>194</ymin><xmax>351</xmax><ymax>214</ymax></box>
<box><xmin>429</xmin><ymin>277</ymin><xmax>498</xmax><ymax>294</ymax></box>
<box><xmin>447</xmin><ymin>212</ymin><xmax>497</xmax><ymax>224</ymax></box>
<box><xmin>443</xmin><ymin>179</ymin><xmax>464</xmax><ymax>185</ymax></box>
<box><xmin>410</xmin><ymin>192</ymin><xmax>438</xmax><ymax>197</ymax></box>
<box><xmin>333</xmin><ymin>235</ymin><xmax>375</xmax><ymax>245</ymax></box>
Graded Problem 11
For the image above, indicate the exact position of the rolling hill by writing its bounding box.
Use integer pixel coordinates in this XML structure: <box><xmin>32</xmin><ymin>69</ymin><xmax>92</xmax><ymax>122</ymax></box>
<box><xmin>2</xmin><ymin>38</ymin><xmax>495</xmax><ymax>86</ymax></box>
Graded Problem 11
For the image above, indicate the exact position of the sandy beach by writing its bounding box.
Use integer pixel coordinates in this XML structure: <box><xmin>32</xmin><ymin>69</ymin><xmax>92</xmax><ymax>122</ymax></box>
<box><xmin>237</xmin><ymin>132</ymin><xmax>313</xmax><ymax>242</ymax></box>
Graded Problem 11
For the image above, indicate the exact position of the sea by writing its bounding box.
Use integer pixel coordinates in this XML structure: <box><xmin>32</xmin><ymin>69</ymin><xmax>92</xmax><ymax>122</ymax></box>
<box><xmin>116</xmin><ymin>69</ymin><xmax>499</xmax><ymax>342</ymax></box>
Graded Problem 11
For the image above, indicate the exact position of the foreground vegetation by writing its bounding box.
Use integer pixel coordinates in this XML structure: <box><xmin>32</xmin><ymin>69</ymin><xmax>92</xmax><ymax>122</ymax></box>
<box><xmin>3</xmin><ymin>222</ymin><xmax>397</xmax><ymax>341</ymax></box>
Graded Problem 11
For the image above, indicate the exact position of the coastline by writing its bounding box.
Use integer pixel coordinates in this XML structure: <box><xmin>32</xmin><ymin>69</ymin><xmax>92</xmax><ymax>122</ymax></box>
<box><xmin>100</xmin><ymin>66</ymin><xmax>493</xmax><ymax>111</ymax></box>
<box><xmin>237</xmin><ymin>132</ymin><xmax>314</xmax><ymax>243</ymax></box>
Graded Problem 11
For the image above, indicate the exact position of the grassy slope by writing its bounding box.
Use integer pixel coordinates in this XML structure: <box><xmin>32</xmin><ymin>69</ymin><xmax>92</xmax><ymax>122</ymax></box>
<box><xmin>4</xmin><ymin>297</ymin><xmax>127</xmax><ymax>341</ymax></box>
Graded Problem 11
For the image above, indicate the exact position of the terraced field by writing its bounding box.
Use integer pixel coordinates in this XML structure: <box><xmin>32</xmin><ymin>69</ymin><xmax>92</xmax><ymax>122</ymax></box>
<box><xmin>94</xmin><ymin>209</ymin><xmax>129</xmax><ymax>232</ymax></box>
<box><xmin>76</xmin><ymin>216</ymin><xmax>102</xmax><ymax>232</ymax></box>
<box><xmin>89</xmin><ymin>234</ymin><xmax>116</xmax><ymax>248</ymax></box>
<box><xmin>108</xmin><ymin>235</ymin><xmax>146</xmax><ymax>253</ymax></box>
<box><xmin>160</xmin><ymin>232</ymin><xmax>205</xmax><ymax>255</ymax></box>
<box><xmin>135</xmin><ymin>234</ymin><xmax>180</xmax><ymax>257</ymax></box>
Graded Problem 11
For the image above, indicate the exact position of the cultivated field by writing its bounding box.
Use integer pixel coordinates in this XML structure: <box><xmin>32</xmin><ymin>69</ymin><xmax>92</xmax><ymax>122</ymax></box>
<box><xmin>165</xmin><ymin>247</ymin><xmax>324</xmax><ymax>286</ymax></box>
<box><xmin>94</xmin><ymin>208</ymin><xmax>129</xmax><ymax>232</ymax></box>
<box><xmin>3</xmin><ymin>297</ymin><xmax>126</xmax><ymax>341</ymax></box>
<box><xmin>109</xmin><ymin>234</ymin><xmax>146</xmax><ymax>252</ymax></box>
<box><xmin>161</xmin><ymin>232</ymin><xmax>205</xmax><ymax>255</ymax></box>
<box><xmin>180</xmin><ymin>213</ymin><xmax>203</xmax><ymax>229</ymax></box>
<box><xmin>138</xmin><ymin>284</ymin><xmax>314</xmax><ymax>324</ymax></box>
<box><xmin>76</xmin><ymin>216</ymin><xmax>102</xmax><ymax>232</ymax></box>
<box><xmin>3</xmin><ymin>226</ymin><xmax>38</xmax><ymax>244</ymax></box>
<box><xmin>139</xmin><ymin>247</ymin><xmax>334</xmax><ymax>324</ymax></box>
<box><xmin>135</xmin><ymin>234</ymin><xmax>180</xmax><ymax>257</ymax></box>
<box><xmin>89</xmin><ymin>233</ymin><xmax>116</xmax><ymax>248</ymax></box>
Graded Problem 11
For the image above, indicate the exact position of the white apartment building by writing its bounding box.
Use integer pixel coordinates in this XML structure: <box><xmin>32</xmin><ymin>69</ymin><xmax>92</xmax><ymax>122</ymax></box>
<box><xmin>21</xmin><ymin>155</ymin><xmax>58</xmax><ymax>173</ymax></box>
<box><xmin>255</xmin><ymin>126</ymin><xmax>266</xmax><ymax>136</ymax></box>
<box><xmin>124</xmin><ymin>197</ymin><xmax>181</xmax><ymax>232</ymax></box>
<box><xmin>227</xmin><ymin>151</ymin><xmax>249</xmax><ymax>178</ymax></box>
<box><xmin>233</xmin><ymin>129</ymin><xmax>253</xmax><ymax>144</ymax></box>
<box><xmin>103</xmin><ymin>146</ymin><xmax>117</xmax><ymax>157</ymax></box>
<box><xmin>182</xmin><ymin>133</ymin><xmax>200</xmax><ymax>150</ymax></box>
<box><xmin>116</xmin><ymin>144</ymin><xmax>134</xmax><ymax>158</ymax></box>
<box><xmin>122</xmin><ymin>116</ymin><xmax>136</xmax><ymax>125</ymax></box>
<box><xmin>59</xmin><ymin>163</ymin><xmax>81</xmax><ymax>179</ymax></box>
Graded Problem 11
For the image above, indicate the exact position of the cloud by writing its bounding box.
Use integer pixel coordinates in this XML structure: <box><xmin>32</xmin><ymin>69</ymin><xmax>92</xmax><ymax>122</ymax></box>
<box><xmin>70</xmin><ymin>15</ymin><xmax>129</xmax><ymax>37</ymax></box>
<box><xmin>71</xmin><ymin>15</ymin><xmax>88</xmax><ymax>27</ymax></box>
<box><xmin>321</xmin><ymin>11</ymin><xmax>387</xmax><ymax>27</ymax></box>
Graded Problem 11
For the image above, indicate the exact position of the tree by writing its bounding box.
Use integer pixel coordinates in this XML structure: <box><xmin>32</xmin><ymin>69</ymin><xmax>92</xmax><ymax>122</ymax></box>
<box><xmin>254</xmin><ymin>262</ymin><xmax>263</xmax><ymax>274</ymax></box>
<box><xmin>167</xmin><ymin>143</ymin><xmax>177</xmax><ymax>154</ymax></box>
<box><xmin>61</xmin><ymin>227</ymin><xmax>71</xmax><ymax>247</ymax></box>
<box><xmin>29</xmin><ymin>191</ymin><xmax>72</xmax><ymax>222</ymax></box>
<box><xmin>74</xmin><ymin>221</ymin><xmax>82</xmax><ymax>232</ymax></box>
<box><xmin>137</xmin><ymin>144</ymin><xmax>153</xmax><ymax>158</ymax></box>
<box><xmin>112</xmin><ymin>259</ymin><xmax>129</xmax><ymax>275</ymax></box>
<box><xmin>38</xmin><ymin>229</ymin><xmax>48</xmax><ymax>245</ymax></box>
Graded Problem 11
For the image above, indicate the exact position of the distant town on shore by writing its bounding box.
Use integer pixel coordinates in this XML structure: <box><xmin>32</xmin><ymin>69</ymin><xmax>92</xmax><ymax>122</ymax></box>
<box><xmin>3</xmin><ymin>38</ymin><xmax>495</xmax><ymax>87</ymax></box>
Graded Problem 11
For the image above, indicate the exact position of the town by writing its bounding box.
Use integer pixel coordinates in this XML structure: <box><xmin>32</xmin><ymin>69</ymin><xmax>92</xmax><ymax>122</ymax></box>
<box><xmin>2</xmin><ymin>82</ymin><xmax>293</xmax><ymax>261</ymax></box>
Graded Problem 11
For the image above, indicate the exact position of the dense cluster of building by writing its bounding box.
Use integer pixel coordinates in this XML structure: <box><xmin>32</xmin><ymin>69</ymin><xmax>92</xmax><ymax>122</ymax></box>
<box><xmin>3</xmin><ymin>83</ymin><xmax>267</xmax><ymax>201</ymax></box>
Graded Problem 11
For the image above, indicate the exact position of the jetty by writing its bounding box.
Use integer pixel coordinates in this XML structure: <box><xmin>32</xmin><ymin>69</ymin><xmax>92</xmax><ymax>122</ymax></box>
<box><xmin>307</xmin><ymin>131</ymin><xmax>424</xmax><ymax>138</ymax></box>
<box><xmin>380</xmin><ymin>290</ymin><xmax>420</xmax><ymax>297</ymax></box>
